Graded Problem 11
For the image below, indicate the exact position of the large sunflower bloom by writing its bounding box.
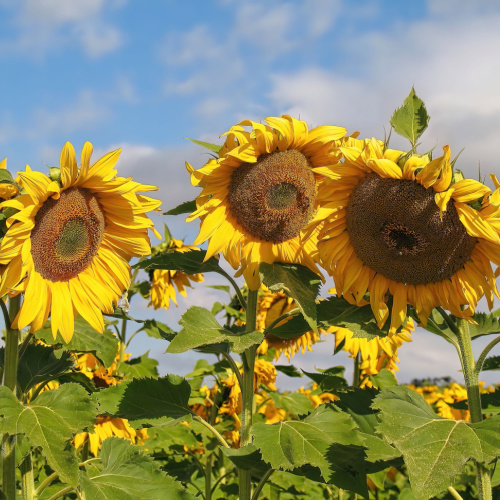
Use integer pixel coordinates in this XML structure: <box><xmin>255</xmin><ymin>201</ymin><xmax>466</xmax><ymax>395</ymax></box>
<box><xmin>256</xmin><ymin>287</ymin><xmax>325</xmax><ymax>361</ymax></box>
<box><xmin>317</xmin><ymin>138</ymin><xmax>500</xmax><ymax>332</ymax></box>
<box><xmin>0</xmin><ymin>142</ymin><xmax>161</xmax><ymax>342</ymax></box>
<box><xmin>186</xmin><ymin>115</ymin><xmax>347</xmax><ymax>289</ymax></box>
<box><xmin>148</xmin><ymin>237</ymin><xmax>204</xmax><ymax>309</ymax></box>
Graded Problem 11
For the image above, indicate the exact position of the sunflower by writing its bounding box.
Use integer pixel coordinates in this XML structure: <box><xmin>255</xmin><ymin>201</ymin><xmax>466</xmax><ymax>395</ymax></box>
<box><xmin>0</xmin><ymin>142</ymin><xmax>161</xmax><ymax>342</ymax></box>
<box><xmin>0</xmin><ymin>159</ymin><xmax>19</xmax><ymax>201</ymax></box>
<box><xmin>317</xmin><ymin>138</ymin><xmax>500</xmax><ymax>331</ymax></box>
<box><xmin>186</xmin><ymin>115</ymin><xmax>348</xmax><ymax>289</ymax></box>
<box><xmin>148</xmin><ymin>238</ymin><xmax>204</xmax><ymax>309</ymax></box>
<box><xmin>332</xmin><ymin>318</ymin><xmax>414</xmax><ymax>388</ymax></box>
<box><xmin>256</xmin><ymin>287</ymin><xmax>325</xmax><ymax>361</ymax></box>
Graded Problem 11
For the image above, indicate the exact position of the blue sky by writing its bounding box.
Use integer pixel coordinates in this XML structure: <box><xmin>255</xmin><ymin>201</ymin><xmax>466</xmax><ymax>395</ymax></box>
<box><xmin>1</xmin><ymin>0</ymin><xmax>499</xmax><ymax>388</ymax></box>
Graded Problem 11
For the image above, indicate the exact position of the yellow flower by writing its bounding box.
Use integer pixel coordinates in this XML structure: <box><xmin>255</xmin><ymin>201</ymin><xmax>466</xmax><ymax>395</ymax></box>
<box><xmin>317</xmin><ymin>139</ymin><xmax>500</xmax><ymax>331</ymax></box>
<box><xmin>186</xmin><ymin>115</ymin><xmax>348</xmax><ymax>289</ymax></box>
<box><xmin>148</xmin><ymin>237</ymin><xmax>204</xmax><ymax>309</ymax></box>
<box><xmin>256</xmin><ymin>392</ymin><xmax>287</xmax><ymax>424</ymax></box>
<box><xmin>0</xmin><ymin>142</ymin><xmax>161</xmax><ymax>342</ymax></box>
<box><xmin>74</xmin><ymin>352</ymin><xmax>125</xmax><ymax>388</ymax></box>
<box><xmin>74</xmin><ymin>416</ymin><xmax>147</xmax><ymax>456</ymax></box>
<box><xmin>256</xmin><ymin>287</ymin><xmax>325</xmax><ymax>361</ymax></box>
<box><xmin>332</xmin><ymin>318</ymin><xmax>414</xmax><ymax>387</ymax></box>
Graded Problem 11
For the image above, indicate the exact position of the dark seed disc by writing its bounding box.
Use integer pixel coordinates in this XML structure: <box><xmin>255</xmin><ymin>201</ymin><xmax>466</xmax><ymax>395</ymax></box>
<box><xmin>346</xmin><ymin>174</ymin><xmax>477</xmax><ymax>285</ymax></box>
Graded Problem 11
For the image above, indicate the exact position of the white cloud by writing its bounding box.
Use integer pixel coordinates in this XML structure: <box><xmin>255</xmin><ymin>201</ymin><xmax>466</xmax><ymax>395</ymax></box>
<box><xmin>0</xmin><ymin>0</ymin><xmax>125</xmax><ymax>59</ymax></box>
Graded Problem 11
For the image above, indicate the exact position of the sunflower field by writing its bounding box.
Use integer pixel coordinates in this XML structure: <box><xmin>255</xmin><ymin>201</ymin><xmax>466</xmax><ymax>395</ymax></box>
<box><xmin>0</xmin><ymin>89</ymin><xmax>499</xmax><ymax>500</ymax></box>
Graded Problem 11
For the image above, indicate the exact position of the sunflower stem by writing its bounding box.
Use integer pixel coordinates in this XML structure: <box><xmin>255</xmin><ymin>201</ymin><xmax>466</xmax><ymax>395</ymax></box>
<box><xmin>475</xmin><ymin>335</ymin><xmax>500</xmax><ymax>377</ymax></box>
<box><xmin>118</xmin><ymin>317</ymin><xmax>127</xmax><ymax>363</ymax></box>
<box><xmin>353</xmin><ymin>352</ymin><xmax>361</xmax><ymax>388</ymax></box>
<box><xmin>239</xmin><ymin>288</ymin><xmax>258</xmax><ymax>500</ymax></box>
<box><xmin>216</xmin><ymin>269</ymin><xmax>246</xmax><ymax>311</ymax></box>
<box><xmin>2</xmin><ymin>295</ymin><xmax>21</xmax><ymax>500</ymax></box>
<box><xmin>455</xmin><ymin>316</ymin><xmax>492</xmax><ymax>500</ymax></box>
<box><xmin>20</xmin><ymin>452</ymin><xmax>34</xmax><ymax>500</ymax></box>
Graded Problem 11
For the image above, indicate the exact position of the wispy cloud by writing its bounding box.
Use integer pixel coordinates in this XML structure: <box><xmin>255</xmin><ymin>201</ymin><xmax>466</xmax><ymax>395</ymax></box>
<box><xmin>0</xmin><ymin>0</ymin><xmax>125</xmax><ymax>59</ymax></box>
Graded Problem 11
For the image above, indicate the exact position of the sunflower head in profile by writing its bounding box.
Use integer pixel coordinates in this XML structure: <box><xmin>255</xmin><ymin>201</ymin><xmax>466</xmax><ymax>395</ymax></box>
<box><xmin>186</xmin><ymin>115</ymin><xmax>348</xmax><ymax>289</ymax></box>
<box><xmin>148</xmin><ymin>237</ymin><xmax>204</xmax><ymax>310</ymax></box>
<box><xmin>256</xmin><ymin>286</ymin><xmax>325</xmax><ymax>361</ymax></box>
<box><xmin>317</xmin><ymin>138</ymin><xmax>500</xmax><ymax>332</ymax></box>
<box><xmin>0</xmin><ymin>142</ymin><xmax>161</xmax><ymax>342</ymax></box>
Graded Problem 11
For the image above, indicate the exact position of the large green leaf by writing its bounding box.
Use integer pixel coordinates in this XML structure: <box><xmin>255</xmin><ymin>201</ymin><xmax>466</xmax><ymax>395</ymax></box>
<box><xmin>16</xmin><ymin>344</ymin><xmax>74</xmax><ymax>394</ymax></box>
<box><xmin>134</xmin><ymin>249</ymin><xmax>221</xmax><ymax>274</ymax></box>
<box><xmin>482</xmin><ymin>355</ymin><xmax>500</xmax><ymax>371</ymax></box>
<box><xmin>260</xmin><ymin>262</ymin><xmax>321</xmax><ymax>333</ymax></box>
<box><xmin>118</xmin><ymin>376</ymin><xmax>192</xmax><ymax>422</ymax></box>
<box><xmin>36</xmin><ymin>316</ymin><xmax>119</xmax><ymax>367</ymax></box>
<box><xmin>117</xmin><ymin>352</ymin><xmax>159</xmax><ymax>379</ymax></box>
<box><xmin>0</xmin><ymin>383</ymin><xmax>96</xmax><ymax>486</ymax></box>
<box><xmin>373</xmin><ymin>386</ymin><xmax>500</xmax><ymax>500</ymax></box>
<box><xmin>93</xmin><ymin>383</ymin><xmax>129</xmax><ymax>416</ymax></box>
<box><xmin>167</xmin><ymin>306</ymin><xmax>263</xmax><ymax>354</ymax></box>
<box><xmin>469</xmin><ymin>311</ymin><xmax>500</xmax><ymax>339</ymax></box>
<box><xmin>252</xmin><ymin>403</ymin><xmax>365</xmax><ymax>494</ymax></box>
<box><xmin>221</xmin><ymin>444</ymin><xmax>270</xmax><ymax>472</ymax></box>
<box><xmin>302</xmin><ymin>369</ymin><xmax>348</xmax><ymax>393</ymax></box>
<box><xmin>79</xmin><ymin>437</ymin><xmax>194</xmax><ymax>499</ymax></box>
<box><xmin>390</xmin><ymin>87</ymin><xmax>430</xmax><ymax>146</ymax></box>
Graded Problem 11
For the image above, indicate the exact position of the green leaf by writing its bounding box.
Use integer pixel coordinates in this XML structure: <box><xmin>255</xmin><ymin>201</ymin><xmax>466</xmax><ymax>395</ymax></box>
<box><xmin>36</xmin><ymin>316</ymin><xmax>119</xmax><ymax>367</ymax></box>
<box><xmin>222</xmin><ymin>444</ymin><xmax>270</xmax><ymax>472</ymax></box>
<box><xmin>79</xmin><ymin>437</ymin><xmax>194</xmax><ymax>499</ymax></box>
<box><xmin>275</xmin><ymin>364</ymin><xmax>303</xmax><ymax>378</ymax></box>
<box><xmin>186</xmin><ymin>137</ymin><xmax>222</xmax><ymax>153</ymax></box>
<box><xmin>0</xmin><ymin>383</ymin><xmax>96</xmax><ymax>486</ymax></box>
<box><xmin>417</xmin><ymin>309</ymin><xmax>457</xmax><ymax>345</ymax></box>
<box><xmin>469</xmin><ymin>311</ymin><xmax>500</xmax><ymax>339</ymax></box>
<box><xmin>117</xmin><ymin>352</ymin><xmax>159</xmax><ymax>379</ymax></box>
<box><xmin>482</xmin><ymin>355</ymin><xmax>500</xmax><ymax>371</ymax></box>
<box><xmin>267</xmin><ymin>314</ymin><xmax>311</xmax><ymax>339</ymax></box>
<box><xmin>373</xmin><ymin>386</ymin><xmax>500</xmax><ymax>500</ymax></box>
<box><xmin>302</xmin><ymin>369</ymin><xmax>348</xmax><ymax>393</ymax></box>
<box><xmin>164</xmin><ymin>200</ymin><xmax>197</xmax><ymax>216</ymax></box>
<box><xmin>118</xmin><ymin>376</ymin><xmax>192</xmax><ymax>422</ymax></box>
<box><xmin>135</xmin><ymin>249</ymin><xmax>221</xmax><ymax>274</ymax></box>
<box><xmin>137</xmin><ymin>319</ymin><xmax>176</xmax><ymax>341</ymax></box>
<box><xmin>252</xmin><ymin>404</ymin><xmax>363</xmax><ymax>482</ymax></box>
<box><xmin>167</xmin><ymin>306</ymin><xmax>263</xmax><ymax>354</ymax></box>
<box><xmin>368</xmin><ymin>369</ymin><xmax>398</xmax><ymax>390</ymax></box>
<box><xmin>268</xmin><ymin>392</ymin><xmax>315</xmax><ymax>417</ymax></box>
<box><xmin>93</xmin><ymin>383</ymin><xmax>129</xmax><ymax>416</ymax></box>
<box><xmin>260</xmin><ymin>262</ymin><xmax>321</xmax><ymax>333</ymax></box>
<box><xmin>390</xmin><ymin>87</ymin><xmax>430</xmax><ymax>146</ymax></box>
<box><xmin>17</xmin><ymin>344</ymin><xmax>74</xmax><ymax>394</ymax></box>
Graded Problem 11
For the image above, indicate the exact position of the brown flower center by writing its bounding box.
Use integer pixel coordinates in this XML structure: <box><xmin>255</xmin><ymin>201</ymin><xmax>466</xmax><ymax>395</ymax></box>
<box><xmin>346</xmin><ymin>174</ymin><xmax>477</xmax><ymax>285</ymax></box>
<box><xmin>228</xmin><ymin>150</ymin><xmax>316</xmax><ymax>242</ymax></box>
<box><xmin>31</xmin><ymin>187</ymin><xmax>105</xmax><ymax>282</ymax></box>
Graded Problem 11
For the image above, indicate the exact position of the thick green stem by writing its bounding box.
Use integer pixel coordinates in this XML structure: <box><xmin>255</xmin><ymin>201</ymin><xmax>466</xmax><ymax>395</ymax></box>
<box><xmin>353</xmin><ymin>352</ymin><xmax>360</xmax><ymax>388</ymax></box>
<box><xmin>2</xmin><ymin>295</ymin><xmax>21</xmax><ymax>500</ymax></box>
<box><xmin>118</xmin><ymin>317</ymin><xmax>127</xmax><ymax>363</ymax></box>
<box><xmin>455</xmin><ymin>317</ymin><xmax>492</xmax><ymax>500</ymax></box>
<box><xmin>20</xmin><ymin>452</ymin><xmax>34</xmax><ymax>500</ymax></box>
<box><xmin>239</xmin><ymin>289</ymin><xmax>258</xmax><ymax>500</ymax></box>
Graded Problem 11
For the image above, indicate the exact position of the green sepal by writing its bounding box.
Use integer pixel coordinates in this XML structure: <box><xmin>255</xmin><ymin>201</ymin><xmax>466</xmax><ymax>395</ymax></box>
<box><xmin>186</xmin><ymin>137</ymin><xmax>222</xmax><ymax>153</ymax></box>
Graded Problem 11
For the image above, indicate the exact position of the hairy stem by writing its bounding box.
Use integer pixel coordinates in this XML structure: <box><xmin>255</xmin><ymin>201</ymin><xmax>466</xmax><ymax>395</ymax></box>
<box><xmin>239</xmin><ymin>288</ymin><xmax>258</xmax><ymax>500</ymax></box>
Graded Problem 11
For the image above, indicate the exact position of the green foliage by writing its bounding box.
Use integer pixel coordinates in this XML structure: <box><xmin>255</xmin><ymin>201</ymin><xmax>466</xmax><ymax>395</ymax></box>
<box><xmin>373</xmin><ymin>386</ymin><xmax>500</xmax><ymax>500</ymax></box>
<box><xmin>164</xmin><ymin>199</ymin><xmax>197</xmax><ymax>215</ymax></box>
<box><xmin>117</xmin><ymin>352</ymin><xmax>159</xmax><ymax>379</ymax></box>
<box><xmin>260</xmin><ymin>262</ymin><xmax>321</xmax><ymax>333</ymax></box>
<box><xmin>117</xmin><ymin>376</ymin><xmax>193</xmax><ymax>422</ymax></box>
<box><xmin>0</xmin><ymin>383</ymin><xmax>96</xmax><ymax>486</ymax></box>
<box><xmin>302</xmin><ymin>369</ymin><xmax>348</xmax><ymax>393</ymax></box>
<box><xmin>482</xmin><ymin>355</ymin><xmax>500</xmax><ymax>371</ymax></box>
<box><xmin>135</xmin><ymin>248</ymin><xmax>221</xmax><ymax>274</ymax></box>
<box><xmin>79</xmin><ymin>437</ymin><xmax>194</xmax><ymax>499</ymax></box>
<box><xmin>469</xmin><ymin>311</ymin><xmax>500</xmax><ymax>339</ymax></box>
<box><xmin>252</xmin><ymin>404</ymin><xmax>367</xmax><ymax>495</ymax></box>
<box><xmin>0</xmin><ymin>343</ymin><xmax>73</xmax><ymax>395</ymax></box>
<box><xmin>167</xmin><ymin>306</ymin><xmax>263</xmax><ymax>354</ymax></box>
<box><xmin>36</xmin><ymin>316</ymin><xmax>119</xmax><ymax>367</ymax></box>
<box><xmin>390</xmin><ymin>87</ymin><xmax>430</xmax><ymax>146</ymax></box>
<box><xmin>135</xmin><ymin>319</ymin><xmax>176</xmax><ymax>341</ymax></box>
<box><xmin>267</xmin><ymin>392</ymin><xmax>315</xmax><ymax>417</ymax></box>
